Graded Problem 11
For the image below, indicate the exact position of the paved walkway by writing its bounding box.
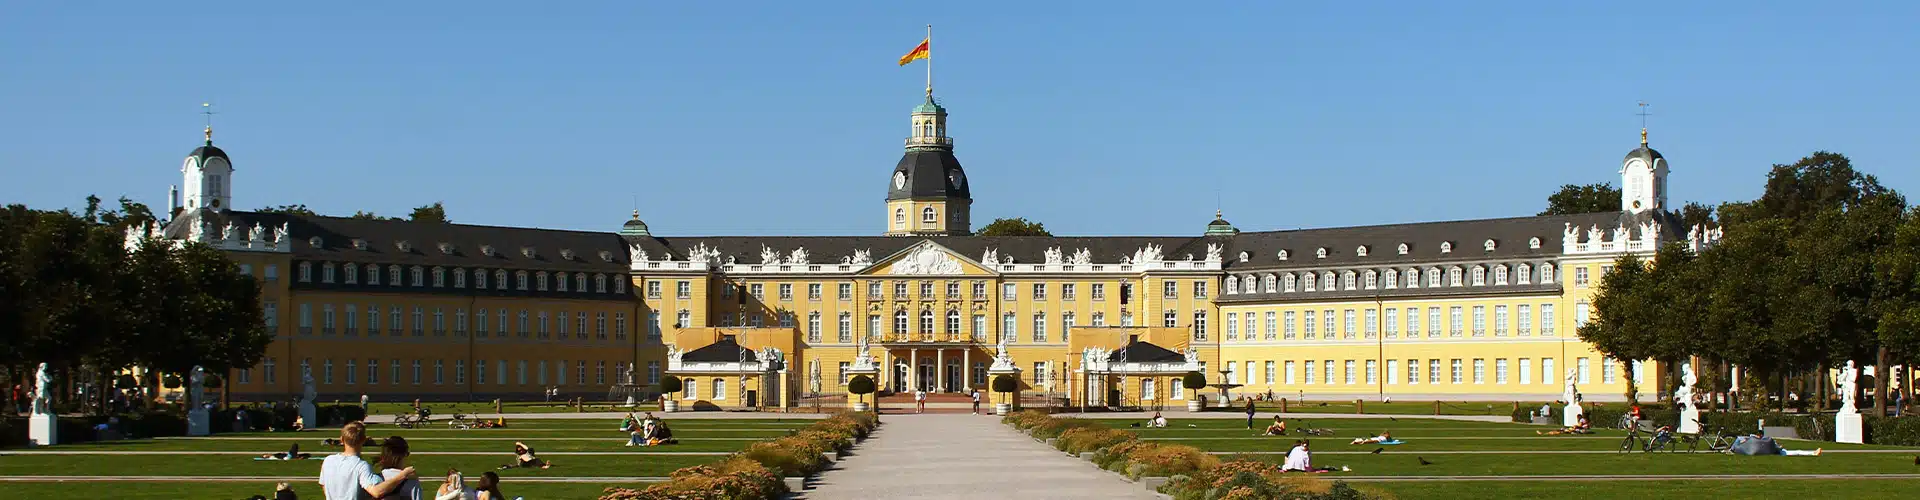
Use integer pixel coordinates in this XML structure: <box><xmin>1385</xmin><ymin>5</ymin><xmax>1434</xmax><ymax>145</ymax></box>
<box><xmin>800</xmin><ymin>414</ymin><xmax>1160</xmax><ymax>499</ymax></box>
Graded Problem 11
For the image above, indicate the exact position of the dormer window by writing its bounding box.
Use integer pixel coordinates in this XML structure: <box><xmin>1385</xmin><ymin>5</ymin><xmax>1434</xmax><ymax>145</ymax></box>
<box><xmin>351</xmin><ymin>239</ymin><xmax>368</xmax><ymax>250</ymax></box>
<box><xmin>1355</xmin><ymin>245</ymin><xmax>1369</xmax><ymax>257</ymax></box>
<box><xmin>1237</xmin><ymin>251</ymin><xmax>1249</xmax><ymax>263</ymax></box>
<box><xmin>388</xmin><ymin>265</ymin><xmax>402</xmax><ymax>286</ymax></box>
<box><xmin>410</xmin><ymin>266</ymin><xmax>424</xmax><ymax>287</ymax></box>
<box><xmin>480</xmin><ymin>245</ymin><xmax>496</xmax><ymax>257</ymax></box>
<box><xmin>556</xmin><ymin>273</ymin><xmax>569</xmax><ymax>292</ymax></box>
<box><xmin>453</xmin><ymin>268</ymin><xmax>466</xmax><ymax>288</ymax></box>
<box><xmin>515</xmin><ymin>271</ymin><xmax>529</xmax><ymax>290</ymax></box>
<box><xmin>1484</xmin><ymin>239</ymin><xmax>1498</xmax><ymax>252</ymax></box>
<box><xmin>345</xmin><ymin>264</ymin><xmax>359</xmax><ymax>284</ymax></box>
<box><xmin>535</xmin><ymin>272</ymin><xmax>549</xmax><ymax>291</ymax></box>
<box><xmin>598</xmin><ymin>250</ymin><xmax>614</xmax><ymax>262</ymax></box>
<box><xmin>521</xmin><ymin>246</ymin><xmax>537</xmax><ymax>259</ymax></box>
<box><xmin>1440</xmin><ymin>242</ymin><xmax>1453</xmax><ymax>253</ymax></box>
<box><xmin>396</xmin><ymin>240</ymin><xmax>413</xmax><ymax>253</ymax></box>
<box><xmin>1277</xmin><ymin>250</ymin><xmax>1289</xmax><ymax>261</ymax></box>
<box><xmin>560</xmin><ymin>249</ymin><xmax>576</xmax><ymax>261</ymax></box>
<box><xmin>309</xmin><ymin>237</ymin><xmax>324</xmax><ymax>248</ymax></box>
<box><xmin>437</xmin><ymin>242</ymin><xmax>455</xmax><ymax>255</ymax></box>
<box><xmin>1397</xmin><ymin>243</ymin><xmax>1409</xmax><ymax>255</ymax></box>
<box><xmin>1315</xmin><ymin>248</ymin><xmax>1328</xmax><ymax>259</ymax></box>
<box><xmin>431</xmin><ymin>267</ymin><xmax>445</xmax><ymax>287</ymax></box>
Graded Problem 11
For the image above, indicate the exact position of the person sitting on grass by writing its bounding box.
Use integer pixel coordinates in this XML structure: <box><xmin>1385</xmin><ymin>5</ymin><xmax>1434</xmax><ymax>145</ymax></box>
<box><xmin>376</xmin><ymin>436</ymin><xmax>423</xmax><ymax>500</ymax></box>
<box><xmin>1264</xmin><ymin>416</ymin><xmax>1288</xmax><ymax>436</ymax></box>
<box><xmin>291</xmin><ymin>415</ymin><xmax>306</xmax><ymax>432</ymax></box>
<box><xmin>261</xmin><ymin>442</ymin><xmax>313</xmax><ymax>460</ymax></box>
<box><xmin>619</xmin><ymin>413</ymin><xmax>639</xmax><ymax>432</ymax></box>
<box><xmin>434</xmin><ymin>469</ymin><xmax>478</xmax><ymax>500</ymax></box>
<box><xmin>475</xmin><ymin>471</ymin><xmax>509</xmax><ymax>500</ymax></box>
<box><xmin>317</xmin><ymin>421</ymin><xmax>415</xmax><ymax>500</ymax></box>
<box><xmin>1147</xmin><ymin>411</ymin><xmax>1168</xmax><ymax>428</ymax></box>
<box><xmin>498</xmin><ymin>442</ymin><xmax>551</xmax><ymax>470</ymax></box>
<box><xmin>645</xmin><ymin>419</ymin><xmax>677</xmax><ymax>446</ymax></box>
<box><xmin>1350</xmin><ymin>431</ymin><xmax>1393</xmax><ymax>445</ymax></box>
<box><xmin>1279</xmin><ymin>440</ymin><xmax>1342</xmax><ymax>473</ymax></box>
<box><xmin>1538</xmin><ymin>414</ymin><xmax>1593</xmax><ymax>435</ymax></box>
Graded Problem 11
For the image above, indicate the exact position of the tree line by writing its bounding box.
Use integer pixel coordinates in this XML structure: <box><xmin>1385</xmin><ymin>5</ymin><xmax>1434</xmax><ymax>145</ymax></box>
<box><xmin>1</xmin><ymin>197</ymin><xmax>271</xmax><ymax>413</ymax></box>
<box><xmin>1573</xmin><ymin>152</ymin><xmax>1920</xmax><ymax>416</ymax></box>
<box><xmin>258</xmin><ymin>201</ymin><xmax>451</xmax><ymax>224</ymax></box>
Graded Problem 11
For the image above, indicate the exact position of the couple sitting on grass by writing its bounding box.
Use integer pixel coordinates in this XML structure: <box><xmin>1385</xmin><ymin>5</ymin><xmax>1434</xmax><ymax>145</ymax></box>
<box><xmin>620</xmin><ymin>412</ymin><xmax>678</xmax><ymax>446</ymax></box>
<box><xmin>1280</xmin><ymin>440</ymin><xmax>1346</xmax><ymax>473</ymax></box>
<box><xmin>1539</xmin><ymin>415</ymin><xmax>1593</xmax><ymax>435</ymax></box>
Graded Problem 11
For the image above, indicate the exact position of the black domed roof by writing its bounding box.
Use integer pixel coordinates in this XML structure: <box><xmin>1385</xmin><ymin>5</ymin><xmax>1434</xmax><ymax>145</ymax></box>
<box><xmin>190</xmin><ymin>144</ymin><xmax>230</xmax><ymax>162</ymax></box>
<box><xmin>887</xmin><ymin>149</ymin><xmax>970</xmax><ymax>201</ymax></box>
<box><xmin>1623</xmin><ymin>146</ymin><xmax>1663</xmax><ymax>163</ymax></box>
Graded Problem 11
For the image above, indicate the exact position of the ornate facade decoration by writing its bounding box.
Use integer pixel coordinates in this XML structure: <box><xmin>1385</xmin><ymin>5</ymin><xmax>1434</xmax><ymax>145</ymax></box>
<box><xmin>889</xmin><ymin>244</ymin><xmax>963</xmax><ymax>275</ymax></box>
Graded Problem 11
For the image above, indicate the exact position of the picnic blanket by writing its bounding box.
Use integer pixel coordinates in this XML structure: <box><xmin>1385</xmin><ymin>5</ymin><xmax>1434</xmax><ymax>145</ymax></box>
<box><xmin>1377</xmin><ymin>439</ymin><xmax>1406</xmax><ymax>445</ymax></box>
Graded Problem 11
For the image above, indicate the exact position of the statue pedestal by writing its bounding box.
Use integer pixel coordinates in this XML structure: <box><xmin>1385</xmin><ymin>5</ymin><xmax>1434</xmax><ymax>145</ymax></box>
<box><xmin>298</xmin><ymin>402</ymin><xmax>317</xmax><ymax>429</ymax></box>
<box><xmin>29</xmin><ymin>413</ymin><xmax>58</xmax><ymax>446</ymax></box>
<box><xmin>662</xmin><ymin>399</ymin><xmax>680</xmax><ymax>413</ymax></box>
<box><xmin>624</xmin><ymin>395</ymin><xmax>636</xmax><ymax>408</ymax></box>
<box><xmin>1562</xmin><ymin>403</ymin><xmax>1584</xmax><ymax>427</ymax></box>
<box><xmin>187</xmin><ymin>407</ymin><xmax>211</xmax><ymax>436</ymax></box>
<box><xmin>1677</xmin><ymin>408</ymin><xmax>1700</xmax><ymax>434</ymax></box>
<box><xmin>1186</xmin><ymin>399</ymin><xmax>1203</xmax><ymax>412</ymax></box>
<box><xmin>1836</xmin><ymin>412</ymin><xmax>1864</xmax><ymax>444</ymax></box>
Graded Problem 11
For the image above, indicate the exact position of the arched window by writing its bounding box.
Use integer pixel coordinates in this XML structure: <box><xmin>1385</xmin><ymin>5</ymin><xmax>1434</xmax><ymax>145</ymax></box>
<box><xmin>1440</xmin><ymin>242</ymin><xmax>1453</xmax><ymax>253</ymax></box>
<box><xmin>409</xmin><ymin>266</ymin><xmax>422</xmax><ymax>286</ymax></box>
<box><xmin>1364</xmin><ymin>270</ymin><xmax>1378</xmax><ymax>289</ymax></box>
<box><xmin>1471</xmin><ymin>266</ymin><xmax>1486</xmax><ymax>286</ymax></box>
<box><xmin>920</xmin><ymin>308</ymin><xmax>934</xmax><ymax>335</ymax></box>
<box><xmin>595</xmin><ymin>274</ymin><xmax>608</xmax><ymax>293</ymax></box>
<box><xmin>1342</xmin><ymin>271</ymin><xmax>1356</xmax><ymax>290</ymax></box>
<box><xmin>1528</xmin><ymin>237</ymin><xmax>1542</xmax><ymax>249</ymax></box>
<box><xmin>555</xmin><ymin>272</ymin><xmax>568</xmax><ymax>292</ymax></box>
<box><xmin>946</xmin><ymin>309</ymin><xmax>960</xmax><ymax>333</ymax></box>
<box><xmin>894</xmin><ymin>309</ymin><xmax>908</xmax><ymax>334</ymax></box>
<box><xmin>1316</xmin><ymin>247</ymin><xmax>1328</xmax><ymax>259</ymax></box>
<box><xmin>495</xmin><ymin>270</ymin><xmax>507</xmax><ymax>290</ymax></box>
<box><xmin>1263</xmin><ymin>274</ymin><xmax>1276</xmax><ymax>293</ymax></box>
<box><xmin>1494</xmin><ymin>265</ymin><xmax>1509</xmax><ymax>285</ymax></box>
<box><xmin>922</xmin><ymin>207</ymin><xmax>937</xmax><ymax>223</ymax></box>
<box><xmin>894</xmin><ymin>209</ymin><xmax>905</xmax><ymax>228</ymax></box>
<box><xmin>1384</xmin><ymin>269</ymin><xmax>1398</xmax><ymax>289</ymax></box>
<box><xmin>1541</xmin><ymin>263</ymin><xmax>1557</xmax><ymax>283</ymax></box>
<box><xmin>1449</xmin><ymin>267</ymin><xmax>1464</xmax><ymax>287</ymax></box>
<box><xmin>389</xmin><ymin>265</ymin><xmax>402</xmax><ymax>286</ymax></box>
<box><xmin>1397</xmin><ymin>243</ymin><xmax>1409</xmax><ymax>255</ymax></box>
<box><xmin>1321</xmin><ymin>272</ymin><xmax>1335</xmax><ymax>291</ymax></box>
<box><xmin>515</xmin><ymin>271</ymin><xmax>529</xmax><ymax>290</ymax></box>
<box><xmin>344</xmin><ymin>263</ymin><xmax>359</xmax><ymax>284</ymax></box>
<box><xmin>475</xmin><ymin>269</ymin><xmax>487</xmax><ymax>289</ymax></box>
<box><xmin>1301</xmin><ymin>273</ymin><xmax>1315</xmax><ymax>292</ymax></box>
<box><xmin>535</xmin><ymin>272</ymin><xmax>549</xmax><ymax>291</ymax></box>
<box><xmin>1426</xmin><ymin>268</ymin><xmax>1441</xmax><ymax>288</ymax></box>
<box><xmin>1516</xmin><ymin>264</ymin><xmax>1533</xmax><ymax>285</ymax></box>
<box><xmin>369</xmin><ymin>265</ymin><xmax>381</xmax><ymax>285</ymax></box>
<box><xmin>1225</xmin><ymin>276</ymin><xmax>1239</xmax><ymax>294</ymax></box>
<box><xmin>1356</xmin><ymin>245</ymin><xmax>1369</xmax><ymax>257</ymax></box>
<box><xmin>1484</xmin><ymin>239</ymin><xmax>1498</xmax><ymax>251</ymax></box>
<box><xmin>1283</xmin><ymin>273</ymin><xmax>1296</xmax><ymax>292</ymax></box>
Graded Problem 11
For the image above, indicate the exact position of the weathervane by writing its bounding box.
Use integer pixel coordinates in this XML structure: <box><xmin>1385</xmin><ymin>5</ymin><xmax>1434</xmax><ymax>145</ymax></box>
<box><xmin>202</xmin><ymin>102</ymin><xmax>218</xmax><ymax>144</ymax></box>
<box><xmin>1635</xmin><ymin>101</ymin><xmax>1652</xmax><ymax>146</ymax></box>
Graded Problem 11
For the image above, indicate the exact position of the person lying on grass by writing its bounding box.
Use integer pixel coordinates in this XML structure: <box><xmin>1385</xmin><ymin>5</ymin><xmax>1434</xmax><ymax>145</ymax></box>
<box><xmin>1263</xmin><ymin>416</ymin><xmax>1288</xmax><ymax>436</ymax></box>
<box><xmin>498</xmin><ymin>442</ymin><xmax>552</xmax><ymax>470</ymax></box>
<box><xmin>1350</xmin><ymin>431</ymin><xmax>1394</xmax><ymax>445</ymax></box>
<box><xmin>1538</xmin><ymin>415</ymin><xmax>1592</xmax><ymax>435</ymax></box>
<box><xmin>1279</xmin><ymin>440</ymin><xmax>1344</xmax><ymax>473</ymax></box>
<box><xmin>260</xmin><ymin>442</ymin><xmax>313</xmax><ymax>460</ymax></box>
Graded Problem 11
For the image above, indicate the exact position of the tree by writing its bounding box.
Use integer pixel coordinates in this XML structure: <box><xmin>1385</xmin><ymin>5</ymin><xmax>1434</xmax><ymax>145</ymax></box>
<box><xmin>657</xmin><ymin>376</ymin><xmax>683</xmax><ymax>395</ymax></box>
<box><xmin>349</xmin><ymin>211</ymin><xmax>398</xmax><ymax>221</ymax></box>
<box><xmin>409</xmin><ymin>202</ymin><xmax>451</xmax><ymax>224</ymax></box>
<box><xmin>1577</xmin><ymin>253</ymin><xmax>1655</xmax><ymax>404</ymax></box>
<box><xmin>991</xmin><ymin>374</ymin><xmax>1019</xmax><ymax>394</ymax></box>
<box><xmin>256</xmin><ymin>204</ymin><xmax>318</xmax><ymax>217</ymax></box>
<box><xmin>1181</xmin><ymin>371</ymin><xmax>1209</xmax><ymax>394</ymax></box>
<box><xmin>976</xmin><ymin>217</ymin><xmax>1051</xmax><ymax>237</ymax></box>
<box><xmin>846</xmin><ymin>375</ymin><xmax>876</xmax><ymax>405</ymax></box>
<box><xmin>1539</xmin><ymin>183</ymin><xmax>1622</xmax><ymax>215</ymax></box>
<box><xmin>1669</xmin><ymin>202</ymin><xmax>1717</xmax><ymax>232</ymax></box>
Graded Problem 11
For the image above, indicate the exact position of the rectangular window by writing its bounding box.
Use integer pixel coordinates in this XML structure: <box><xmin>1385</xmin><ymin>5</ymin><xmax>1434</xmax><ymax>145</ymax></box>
<box><xmin>1496</xmin><ymin>358</ymin><xmax>1509</xmax><ymax>384</ymax></box>
<box><xmin>1032</xmin><ymin>283</ymin><xmax>1046</xmax><ymax>301</ymax></box>
<box><xmin>1382</xmin><ymin>308</ymin><xmax>1396</xmax><ymax>338</ymax></box>
<box><xmin>1342</xmin><ymin>309</ymin><xmax>1356</xmax><ymax>339</ymax></box>
<box><xmin>1428</xmin><ymin>359</ymin><xmax>1441</xmax><ymax>384</ymax></box>
<box><xmin>1519</xmin><ymin>358</ymin><xmax>1532</xmax><ymax>385</ymax></box>
<box><xmin>920</xmin><ymin>281</ymin><xmax>933</xmax><ymax>298</ymax></box>
<box><xmin>839</xmin><ymin>282</ymin><xmax>853</xmax><ymax>300</ymax></box>
<box><xmin>1265</xmin><ymin>361</ymin><xmax>1276</xmax><ymax>385</ymax></box>
<box><xmin>1386</xmin><ymin>360</ymin><xmax>1398</xmax><ymax>385</ymax></box>
<box><xmin>1062</xmin><ymin>283</ymin><xmax>1076</xmax><ymax>301</ymax></box>
<box><xmin>1303</xmin><ymin>310</ymin><xmax>1316</xmax><ymax>337</ymax></box>
<box><xmin>1163</xmin><ymin>281</ymin><xmax>1178</xmax><ymax>299</ymax></box>
<box><xmin>892</xmin><ymin>281</ymin><xmax>906</xmax><ymax>298</ymax></box>
<box><xmin>346</xmin><ymin>359</ymin><xmax>357</xmax><ymax>384</ymax></box>
<box><xmin>1543</xmin><ymin>358</ymin><xmax>1556</xmax><ymax>386</ymax></box>
<box><xmin>322</xmin><ymin>304</ymin><xmax>336</xmax><ymax>335</ymax></box>
<box><xmin>1428</xmin><ymin>305</ymin><xmax>1443</xmax><ymax>338</ymax></box>
<box><xmin>1450</xmin><ymin>359</ymin><xmax>1463</xmax><ymax>384</ymax></box>
<box><xmin>1283</xmin><ymin>311</ymin><xmax>1297</xmax><ymax>340</ymax></box>
<box><xmin>1262</xmin><ymin>311</ymin><xmax>1275</xmax><ymax>340</ymax></box>
<box><xmin>1473</xmin><ymin>359</ymin><xmax>1486</xmax><ymax>384</ymax></box>
<box><xmin>1323</xmin><ymin>360</ymin><xmax>1335</xmax><ymax>386</ymax></box>
<box><xmin>779</xmin><ymin>283</ymin><xmax>793</xmax><ymax>300</ymax></box>
<box><xmin>1406</xmin><ymin>359</ymin><xmax>1419</xmax><ymax>385</ymax></box>
<box><xmin>1449</xmin><ymin>306</ymin><xmax>1464</xmax><ymax>337</ymax></box>
<box><xmin>1575</xmin><ymin>267</ymin><xmax>1590</xmax><ymax>287</ymax></box>
<box><xmin>868</xmin><ymin>281</ymin><xmax>882</xmax><ymax>298</ymax></box>
<box><xmin>1364</xmin><ymin>360</ymin><xmax>1376</xmax><ymax>385</ymax></box>
<box><xmin>1494</xmin><ymin>305</ymin><xmax>1508</xmax><ymax>336</ymax></box>
<box><xmin>972</xmin><ymin>281</ymin><xmax>987</xmax><ymax>299</ymax></box>
<box><xmin>808</xmin><ymin>283</ymin><xmax>822</xmax><ymax>300</ymax></box>
<box><xmin>1285</xmin><ymin>360</ymin><xmax>1297</xmax><ymax>384</ymax></box>
<box><xmin>1517</xmin><ymin>305</ymin><xmax>1532</xmax><ymax>336</ymax></box>
<box><xmin>1321</xmin><ymin>309</ymin><xmax>1334</xmax><ymax>339</ymax></box>
<box><xmin>1578</xmin><ymin>357</ymin><xmax>1591</xmax><ymax>384</ymax></box>
<box><xmin>455</xmin><ymin>360</ymin><xmax>466</xmax><ymax>385</ymax></box>
<box><xmin>1003</xmin><ymin>283</ymin><xmax>1017</xmax><ymax>301</ymax></box>
<box><xmin>1033</xmin><ymin>362</ymin><xmax>1048</xmax><ymax>384</ymax></box>
<box><xmin>1304</xmin><ymin>360</ymin><xmax>1317</xmax><ymax>384</ymax></box>
<box><xmin>1193</xmin><ymin>311</ymin><xmax>1208</xmax><ymax>341</ymax></box>
<box><xmin>1542</xmin><ymin>304</ymin><xmax>1556</xmax><ymax>335</ymax></box>
<box><xmin>1091</xmin><ymin>283</ymin><xmax>1106</xmax><ymax>301</ymax></box>
<box><xmin>1471</xmin><ymin>305</ymin><xmax>1486</xmax><ymax>337</ymax></box>
<box><xmin>476</xmin><ymin>359</ymin><xmax>487</xmax><ymax>385</ymax></box>
<box><xmin>972</xmin><ymin>314</ymin><xmax>985</xmax><ymax>339</ymax></box>
<box><xmin>1032</xmin><ymin>314</ymin><xmax>1047</xmax><ymax>343</ymax></box>
<box><xmin>1193</xmin><ymin>281</ymin><xmax>1208</xmax><ymax>299</ymax></box>
<box><xmin>1603</xmin><ymin>358</ymin><xmax>1618</xmax><ymax>384</ymax></box>
<box><xmin>677</xmin><ymin>281</ymin><xmax>692</xmax><ymax>299</ymax></box>
<box><xmin>646</xmin><ymin>361</ymin><xmax>660</xmax><ymax>384</ymax></box>
<box><xmin>1225</xmin><ymin>313</ymin><xmax>1238</xmax><ymax>341</ymax></box>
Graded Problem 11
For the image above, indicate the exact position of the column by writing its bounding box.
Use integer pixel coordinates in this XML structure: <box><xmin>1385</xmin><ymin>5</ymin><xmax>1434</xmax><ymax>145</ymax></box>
<box><xmin>882</xmin><ymin>350</ymin><xmax>892</xmax><ymax>392</ymax></box>
<box><xmin>910</xmin><ymin>348</ymin><xmax>919</xmax><ymax>392</ymax></box>
<box><xmin>963</xmin><ymin>349</ymin><xmax>971</xmax><ymax>391</ymax></box>
<box><xmin>937</xmin><ymin>349</ymin><xmax>946</xmax><ymax>392</ymax></box>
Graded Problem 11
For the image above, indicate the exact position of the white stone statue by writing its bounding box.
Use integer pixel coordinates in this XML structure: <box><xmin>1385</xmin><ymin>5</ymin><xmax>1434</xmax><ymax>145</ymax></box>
<box><xmin>1612</xmin><ymin>225</ymin><xmax>1630</xmax><ymax>246</ymax></box>
<box><xmin>1838</xmin><ymin>360</ymin><xmax>1859</xmax><ymax>415</ymax></box>
<box><xmin>760</xmin><ymin>245</ymin><xmax>780</xmax><ymax>265</ymax></box>
<box><xmin>1068</xmin><ymin>248</ymin><xmax>1091</xmax><ymax>265</ymax></box>
<box><xmin>980</xmin><ymin>248</ymin><xmax>998</xmax><ymax>265</ymax></box>
<box><xmin>187</xmin><ymin>366</ymin><xmax>211</xmax><ymax>436</ymax></box>
<box><xmin>249</xmin><ymin>223</ymin><xmax>265</xmax><ymax>243</ymax></box>
<box><xmin>221</xmin><ymin>222</ymin><xmax>237</xmax><ymax>242</ymax></box>
<box><xmin>1043</xmin><ymin>247</ymin><xmax>1063</xmax><ymax>265</ymax></box>
<box><xmin>1205</xmin><ymin>243</ymin><xmax>1222</xmax><ymax>262</ymax></box>
<box><xmin>186</xmin><ymin>220</ymin><xmax>205</xmax><ymax>242</ymax></box>
<box><xmin>1561</xmin><ymin>366</ymin><xmax>1584</xmax><ymax>427</ymax></box>
<box><xmin>1563</xmin><ymin>222</ymin><xmax>1579</xmax><ymax>249</ymax></box>
<box><xmin>888</xmin><ymin>245</ymin><xmax>962</xmax><ymax>275</ymax></box>
<box><xmin>1587</xmin><ymin>225</ymin><xmax>1604</xmax><ymax>246</ymax></box>
<box><xmin>1132</xmin><ymin>244</ymin><xmax>1163</xmax><ymax>264</ymax></box>
<box><xmin>852</xmin><ymin>249</ymin><xmax>872</xmax><ymax>266</ymax></box>
<box><xmin>31</xmin><ymin>363</ymin><xmax>53</xmax><ymax>415</ymax></box>
<box><xmin>630</xmin><ymin>245</ymin><xmax>649</xmax><ymax>263</ymax></box>
<box><xmin>786</xmin><ymin>247</ymin><xmax>809</xmax><ymax>265</ymax></box>
<box><xmin>299</xmin><ymin>367</ymin><xmax>316</xmax><ymax>406</ymax></box>
<box><xmin>1676</xmin><ymin>362</ymin><xmax>1697</xmax><ymax>412</ymax></box>
<box><xmin>849</xmin><ymin>332</ymin><xmax>877</xmax><ymax>371</ymax></box>
<box><xmin>273</xmin><ymin>222</ymin><xmax>289</xmax><ymax>244</ymax></box>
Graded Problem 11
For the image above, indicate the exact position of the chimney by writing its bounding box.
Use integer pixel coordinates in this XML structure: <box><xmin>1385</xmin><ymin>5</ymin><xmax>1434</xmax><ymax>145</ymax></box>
<box><xmin>168</xmin><ymin>185</ymin><xmax>179</xmax><ymax>211</ymax></box>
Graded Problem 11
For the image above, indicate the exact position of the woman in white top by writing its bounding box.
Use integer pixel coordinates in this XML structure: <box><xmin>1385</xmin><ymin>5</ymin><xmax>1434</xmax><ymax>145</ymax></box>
<box><xmin>434</xmin><ymin>470</ymin><xmax>478</xmax><ymax>500</ymax></box>
<box><xmin>317</xmin><ymin>422</ymin><xmax>414</xmax><ymax>500</ymax></box>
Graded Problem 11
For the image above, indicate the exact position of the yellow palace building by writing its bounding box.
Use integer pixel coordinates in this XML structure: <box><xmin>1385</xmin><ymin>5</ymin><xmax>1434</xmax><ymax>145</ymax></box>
<box><xmin>151</xmin><ymin>89</ymin><xmax>1720</xmax><ymax>410</ymax></box>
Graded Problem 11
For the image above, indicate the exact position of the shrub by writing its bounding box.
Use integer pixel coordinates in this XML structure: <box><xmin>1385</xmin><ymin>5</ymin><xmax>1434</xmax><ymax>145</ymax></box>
<box><xmin>1182</xmin><ymin>371</ymin><xmax>1208</xmax><ymax>393</ymax></box>
<box><xmin>1161</xmin><ymin>459</ymin><xmax>1394</xmax><ymax>500</ymax></box>
<box><xmin>1121</xmin><ymin>442</ymin><xmax>1217</xmax><ymax>479</ymax></box>
<box><xmin>738</xmin><ymin>436</ymin><xmax>830</xmax><ymax>476</ymax></box>
<box><xmin>1057</xmin><ymin>426</ymin><xmax>1135</xmax><ymax>454</ymax></box>
<box><xmin>658</xmin><ymin>376</ymin><xmax>683</xmax><ymax>395</ymax></box>
<box><xmin>1031</xmin><ymin>417</ymin><xmax>1106</xmax><ymax>440</ymax></box>
<box><xmin>600</xmin><ymin>456</ymin><xmax>786</xmax><ymax>500</ymax></box>
<box><xmin>1002</xmin><ymin>409</ymin><xmax>1052</xmax><ymax>431</ymax></box>
<box><xmin>846</xmin><ymin>375</ymin><xmax>875</xmax><ymax>404</ymax></box>
<box><xmin>992</xmin><ymin>374</ymin><xmax>1019</xmax><ymax>394</ymax></box>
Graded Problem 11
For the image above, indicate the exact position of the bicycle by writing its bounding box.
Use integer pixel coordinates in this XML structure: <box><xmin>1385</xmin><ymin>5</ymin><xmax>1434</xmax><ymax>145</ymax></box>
<box><xmin>1618</xmin><ymin>426</ymin><xmax>1646</xmax><ymax>453</ymax></box>
<box><xmin>1689</xmin><ymin>422</ymin><xmax>1737</xmax><ymax>453</ymax></box>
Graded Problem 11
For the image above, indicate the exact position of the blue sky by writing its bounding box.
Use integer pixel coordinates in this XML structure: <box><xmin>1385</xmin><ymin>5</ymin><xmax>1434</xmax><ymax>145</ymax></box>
<box><xmin>3</xmin><ymin>1</ymin><xmax>1915</xmax><ymax>236</ymax></box>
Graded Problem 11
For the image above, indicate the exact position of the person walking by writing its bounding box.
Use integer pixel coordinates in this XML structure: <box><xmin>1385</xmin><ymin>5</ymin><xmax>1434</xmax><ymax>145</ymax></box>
<box><xmin>1245</xmin><ymin>399</ymin><xmax>1257</xmax><ymax>430</ymax></box>
<box><xmin>318</xmin><ymin>421</ymin><xmax>414</xmax><ymax>500</ymax></box>
<box><xmin>970</xmin><ymin>389</ymin><xmax>981</xmax><ymax>415</ymax></box>
<box><xmin>915</xmin><ymin>389</ymin><xmax>926</xmax><ymax>413</ymax></box>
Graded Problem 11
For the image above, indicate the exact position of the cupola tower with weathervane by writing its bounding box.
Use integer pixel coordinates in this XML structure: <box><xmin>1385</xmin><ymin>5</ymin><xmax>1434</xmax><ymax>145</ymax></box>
<box><xmin>884</xmin><ymin>91</ymin><xmax>972</xmax><ymax>236</ymax></box>
<box><xmin>181</xmin><ymin>107</ymin><xmax>234</xmax><ymax>212</ymax></box>
<box><xmin>1620</xmin><ymin>104</ymin><xmax>1667</xmax><ymax>215</ymax></box>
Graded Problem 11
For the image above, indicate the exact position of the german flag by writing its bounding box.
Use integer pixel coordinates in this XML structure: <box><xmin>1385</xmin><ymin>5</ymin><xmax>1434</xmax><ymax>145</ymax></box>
<box><xmin>898</xmin><ymin>38</ymin><xmax>929</xmax><ymax>66</ymax></box>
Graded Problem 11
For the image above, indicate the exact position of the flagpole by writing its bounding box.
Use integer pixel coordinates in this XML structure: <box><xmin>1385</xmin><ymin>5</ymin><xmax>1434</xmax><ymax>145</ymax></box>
<box><xmin>925</xmin><ymin>24</ymin><xmax>933</xmax><ymax>97</ymax></box>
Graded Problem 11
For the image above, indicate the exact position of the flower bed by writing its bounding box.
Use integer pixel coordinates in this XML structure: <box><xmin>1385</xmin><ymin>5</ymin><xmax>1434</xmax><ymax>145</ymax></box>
<box><xmin>1161</xmin><ymin>459</ymin><xmax>1392</xmax><ymax>500</ymax></box>
<box><xmin>1006</xmin><ymin>412</ymin><xmax>1390</xmax><ymax>499</ymax></box>
<box><xmin>600</xmin><ymin>411</ymin><xmax>880</xmax><ymax>500</ymax></box>
<box><xmin>1055</xmin><ymin>426</ymin><xmax>1136</xmax><ymax>455</ymax></box>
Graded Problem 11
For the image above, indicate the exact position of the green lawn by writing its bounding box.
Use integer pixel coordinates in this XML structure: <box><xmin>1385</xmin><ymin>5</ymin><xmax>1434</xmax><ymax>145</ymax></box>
<box><xmin>0</xmin><ymin>480</ymin><xmax>643</xmax><ymax>499</ymax></box>
<box><xmin>0</xmin><ymin>418</ymin><xmax>812</xmax><ymax>498</ymax></box>
<box><xmin>1358</xmin><ymin>479</ymin><xmax>1920</xmax><ymax>500</ymax></box>
<box><xmin>1205</xmin><ymin>400</ymin><xmax>1550</xmax><ymax>416</ymax></box>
